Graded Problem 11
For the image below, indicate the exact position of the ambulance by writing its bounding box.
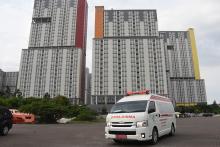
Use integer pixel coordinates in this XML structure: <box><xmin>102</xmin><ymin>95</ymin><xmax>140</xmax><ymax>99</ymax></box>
<box><xmin>105</xmin><ymin>90</ymin><xmax>176</xmax><ymax>144</ymax></box>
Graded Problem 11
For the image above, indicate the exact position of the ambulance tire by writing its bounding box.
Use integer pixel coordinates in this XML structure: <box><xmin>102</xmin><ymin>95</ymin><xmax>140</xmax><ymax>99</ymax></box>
<box><xmin>151</xmin><ymin>127</ymin><xmax>158</xmax><ymax>145</ymax></box>
<box><xmin>169</xmin><ymin>123</ymin><xmax>175</xmax><ymax>136</ymax></box>
<box><xmin>113</xmin><ymin>139</ymin><xmax>123</xmax><ymax>144</ymax></box>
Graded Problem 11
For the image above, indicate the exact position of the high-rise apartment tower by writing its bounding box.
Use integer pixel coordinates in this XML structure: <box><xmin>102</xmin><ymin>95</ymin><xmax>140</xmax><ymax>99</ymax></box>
<box><xmin>0</xmin><ymin>69</ymin><xmax>18</xmax><ymax>94</ymax></box>
<box><xmin>92</xmin><ymin>7</ymin><xmax>206</xmax><ymax>107</ymax></box>
<box><xmin>17</xmin><ymin>0</ymin><xmax>88</xmax><ymax>104</ymax></box>
<box><xmin>160</xmin><ymin>29</ymin><xmax>206</xmax><ymax>105</ymax></box>
<box><xmin>92</xmin><ymin>7</ymin><xmax>168</xmax><ymax>105</ymax></box>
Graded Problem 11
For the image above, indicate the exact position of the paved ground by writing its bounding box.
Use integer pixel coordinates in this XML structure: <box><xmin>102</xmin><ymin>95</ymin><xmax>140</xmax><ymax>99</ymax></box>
<box><xmin>1</xmin><ymin>117</ymin><xmax>220</xmax><ymax>147</ymax></box>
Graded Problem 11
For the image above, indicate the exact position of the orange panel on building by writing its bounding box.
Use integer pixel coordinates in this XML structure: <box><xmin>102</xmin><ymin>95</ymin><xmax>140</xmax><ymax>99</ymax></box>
<box><xmin>95</xmin><ymin>6</ymin><xmax>104</xmax><ymax>38</ymax></box>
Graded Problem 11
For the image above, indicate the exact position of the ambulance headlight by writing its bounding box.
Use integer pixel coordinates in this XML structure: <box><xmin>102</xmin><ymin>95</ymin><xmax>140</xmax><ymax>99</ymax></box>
<box><xmin>136</xmin><ymin>121</ymin><xmax>148</xmax><ymax>128</ymax></box>
<box><xmin>106</xmin><ymin>122</ymin><xmax>111</xmax><ymax>127</ymax></box>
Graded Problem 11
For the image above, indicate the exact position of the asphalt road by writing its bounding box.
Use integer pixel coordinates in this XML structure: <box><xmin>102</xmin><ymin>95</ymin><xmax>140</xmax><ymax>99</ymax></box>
<box><xmin>0</xmin><ymin>117</ymin><xmax>220</xmax><ymax>147</ymax></box>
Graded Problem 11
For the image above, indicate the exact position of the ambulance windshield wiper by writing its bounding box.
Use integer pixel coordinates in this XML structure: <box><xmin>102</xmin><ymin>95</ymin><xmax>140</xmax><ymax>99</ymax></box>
<box><xmin>112</xmin><ymin>110</ymin><xmax>127</xmax><ymax>113</ymax></box>
<box><xmin>130</xmin><ymin>110</ymin><xmax>145</xmax><ymax>112</ymax></box>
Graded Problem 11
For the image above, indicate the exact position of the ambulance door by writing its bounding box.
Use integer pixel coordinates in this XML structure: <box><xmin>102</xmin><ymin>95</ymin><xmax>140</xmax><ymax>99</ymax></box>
<box><xmin>148</xmin><ymin>101</ymin><xmax>161</xmax><ymax>136</ymax></box>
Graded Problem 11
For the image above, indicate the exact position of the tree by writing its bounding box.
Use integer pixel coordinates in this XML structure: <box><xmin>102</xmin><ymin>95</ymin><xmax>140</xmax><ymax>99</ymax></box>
<box><xmin>76</xmin><ymin>107</ymin><xmax>97</xmax><ymax>121</ymax></box>
<box><xmin>53</xmin><ymin>95</ymin><xmax>71</xmax><ymax>106</ymax></box>
<box><xmin>19</xmin><ymin>102</ymin><xmax>68</xmax><ymax>123</ymax></box>
<box><xmin>0</xmin><ymin>98</ymin><xmax>8</xmax><ymax>107</ymax></box>
<box><xmin>0</xmin><ymin>90</ymin><xmax>5</xmax><ymax>97</ymax></box>
<box><xmin>5</xmin><ymin>86</ymin><xmax>11</xmax><ymax>98</ymax></box>
<box><xmin>44</xmin><ymin>92</ymin><xmax>51</xmax><ymax>99</ymax></box>
<box><xmin>213</xmin><ymin>100</ymin><xmax>218</xmax><ymax>106</ymax></box>
<box><xmin>14</xmin><ymin>89</ymin><xmax>22</xmax><ymax>98</ymax></box>
<box><xmin>101</xmin><ymin>106</ymin><xmax>108</xmax><ymax>115</ymax></box>
<box><xmin>6</xmin><ymin>97</ymin><xmax>24</xmax><ymax>109</ymax></box>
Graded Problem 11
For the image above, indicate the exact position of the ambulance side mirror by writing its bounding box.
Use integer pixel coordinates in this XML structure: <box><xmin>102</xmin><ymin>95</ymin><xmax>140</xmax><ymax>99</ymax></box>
<box><xmin>148</xmin><ymin>108</ymin><xmax>156</xmax><ymax>114</ymax></box>
<box><xmin>148</xmin><ymin>101</ymin><xmax>156</xmax><ymax>114</ymax></box>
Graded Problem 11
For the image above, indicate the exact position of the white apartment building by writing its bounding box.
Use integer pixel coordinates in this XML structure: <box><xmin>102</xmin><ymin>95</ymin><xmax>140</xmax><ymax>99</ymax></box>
<box><xmin>92</xmin><ymin>8</ymin><xmax>168</xmax><ymax>105</ymax></box>
<box><xmin>17</xmin><ymin>0</ymin><xmax>88</xmax><ymax>103</ymax></box>
<box><xmin>0</xmin><ymin>69</ymin><xmax>18</xmax><ymax>94</ymax></box>
<box><xmin>92</xmin><ymin>7</ymin><xmax>207</xmax><ymax>107</ymax></box>
<box><xmin>160</xmin><ymin>31</ymin><xmax>206</xmax><ymax>104</ymax></box>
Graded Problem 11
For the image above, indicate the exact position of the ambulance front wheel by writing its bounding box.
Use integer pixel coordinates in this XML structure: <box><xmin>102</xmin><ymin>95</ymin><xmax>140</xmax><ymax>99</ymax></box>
<box><xmin>113</xmin><ymin>139</ymin><xmax>123</xmax><ymax>144</ymax></box>
<box><xmin>151</xmin><ymin>127</ymin><xmax>158</xmax><ymax>145</ymax></box>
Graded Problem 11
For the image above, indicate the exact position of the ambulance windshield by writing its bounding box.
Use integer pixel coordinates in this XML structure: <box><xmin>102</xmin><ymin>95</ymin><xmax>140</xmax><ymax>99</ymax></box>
<box><xmin>110</xmin><ymin>100</ymin><xmax>148</xmax><ymax>113</ymax></box>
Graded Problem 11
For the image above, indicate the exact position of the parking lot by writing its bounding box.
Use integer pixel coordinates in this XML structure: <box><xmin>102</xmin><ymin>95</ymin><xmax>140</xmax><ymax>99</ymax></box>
<box><xmin>0</xmin><ymin>117</ymin><xmax>220</xmax><ymax>147</ymax></box>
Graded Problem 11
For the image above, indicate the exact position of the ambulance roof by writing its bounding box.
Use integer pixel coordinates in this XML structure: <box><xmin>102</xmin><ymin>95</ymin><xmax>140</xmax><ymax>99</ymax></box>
<box><xmin>118</xmin><ymin>94</ymin><xmax>172</xmax><ymax>103</ymax></box>
<box><xmin>118</xmin><ymin>94</ymin><xmax>151</xmax><ymax>103</ymax></box>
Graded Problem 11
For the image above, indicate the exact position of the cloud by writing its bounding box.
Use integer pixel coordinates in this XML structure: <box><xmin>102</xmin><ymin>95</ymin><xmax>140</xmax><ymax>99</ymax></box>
<box><xmin>201</xmin><ymin>65</ymin><xmax>220</xmax><ymax>104</ymax></box>
<box><xmin>0</xmin><ymin>1</ymin><xmax>33</xmax><ymax>71</ymax></box>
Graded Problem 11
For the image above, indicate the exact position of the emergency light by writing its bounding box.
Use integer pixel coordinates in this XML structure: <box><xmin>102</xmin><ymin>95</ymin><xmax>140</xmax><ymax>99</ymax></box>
<box><xmin>127</xmin><ymin>89</ymin><xmax>150</xmax><ymax>96</ymax></box>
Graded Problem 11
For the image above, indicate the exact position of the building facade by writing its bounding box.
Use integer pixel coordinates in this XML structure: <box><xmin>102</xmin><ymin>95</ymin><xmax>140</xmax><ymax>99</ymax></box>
<box><xmin>92</xmin><ymin>7</ymin><xmax>207</xmax><ymax>106</ymax></box>
<box><xmin>160</xmin><ymin>30</ymin><xmax>206</xmax><ymax>105</ymax></box>
<box><xmin>4</xmin><ymin>72</ymin><xmax>19</xmax><ymax>93</ymax></box>
<box><xmin>85</xmin><ymin>68</ymin><xmax>91</xmax><ymax>105</ymax></box>
<box><xmin>92</xmin><ymin>7</ymin><xmax>168</xmax><ymax>105</ymax></box>
<box><xmin>17</xmin><ymin>0</ymin><xmax>88</xmax><ymax>103</ymax></box>
<box><xmin>0</xmin><ymin>69</ymin><xmax>4</xmax><ymax>91</ymax></box>
<box><xmin>0</xmin><ymin>69</ymin><xmax>18</xmax><ymax>94</ymax></box>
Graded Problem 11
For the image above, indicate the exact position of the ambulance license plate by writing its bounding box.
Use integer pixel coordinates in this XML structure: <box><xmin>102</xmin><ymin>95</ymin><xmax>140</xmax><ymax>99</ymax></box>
<box><xmin>116</xmin><ymin>134</ymin><xmax>127</xmax><ymax>140</ymax></box>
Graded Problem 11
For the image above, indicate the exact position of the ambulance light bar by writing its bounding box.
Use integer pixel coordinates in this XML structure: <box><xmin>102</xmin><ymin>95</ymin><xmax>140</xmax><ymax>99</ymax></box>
<box><xmin>127</xmin><ymin>90</ymin><xmax>150</xmax><ymax>96</ymax></box>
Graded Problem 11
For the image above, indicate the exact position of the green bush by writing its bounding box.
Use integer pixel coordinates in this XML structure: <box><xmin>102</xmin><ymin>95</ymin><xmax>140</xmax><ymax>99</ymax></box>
<box><xmin>36</xmin><ymin>105</ymin><xmax>66</xmax><ymax>123</ymax></box>
<box><xmin>101</xmin><ymin>106</ymin><xmax>108</xmax><ymax>115</ymax></box>
<box><xmin>75</xmin><ymin>107</ymin><xmax>97</xmax><ymax>121</ymax></box>
<box><xmin>175</xmin><ymin>104</ymin><xmax>220</xmax><ymax>114</ymax></box>
<box><xmin>0</xmin><ymin>98</ymin><xmax>8</xmax><ymax>107</ymax></box>
<box><xmin>6</xmin><ymin>97</ymin><xmax>23</xmax><ymax>109</ymax></box>
<box><xmin>64</xmin><ymin>105</ymin><xmax>81</xmax><ymax>118</ymax></box>
<box><xmin>19</xmin><ymin>99</ymin><xmax>70</xmax><ymax>123</ymax></box>
<box><xmin>22</xmin><ymin>97</ymin><xmax>42</xmax><ymax>105</ymax></box>
<box><xmin>53</xmin><ymin>95</ymin><xmax>71</xmax><ymax>106</ymax></box>
<box><xmin>18</xmin><ymin>97</ymin><xmax>82</xmax><ymax>123</ymax></box>
<box><xmin>0</xmin><ymin>96</ymin><xmax>99</xmax><ymax>123</ymax></box>
<box><xmin>0</xmin><ymin>97</ymin><xmax>24</xmax><ymax>108</ymax></box>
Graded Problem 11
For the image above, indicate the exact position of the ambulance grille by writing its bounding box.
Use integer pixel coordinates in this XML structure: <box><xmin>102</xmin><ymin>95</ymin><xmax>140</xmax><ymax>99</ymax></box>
<box><xmin>112</xmin><ymin>125</ymin><xmax>132</xmax><ymax>127</ymax></box>
<box><xmin>111</xmin><ymin>122</ymin><xmax>133</xmax><ymax>127</ymax></box>
<box><xmin>109</xmin><ymin>131</ymin><xmax>136</xmax><ymax>135</ymax></box>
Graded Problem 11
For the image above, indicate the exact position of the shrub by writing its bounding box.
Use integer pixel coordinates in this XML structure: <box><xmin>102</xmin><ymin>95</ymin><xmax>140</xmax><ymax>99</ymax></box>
<box><xmin>0</xmin><ymin>98</ymin><xmax>8</xmax><ymax>107</ymax></box>
<box><xmin>22</xmin><ymin>97</ymin><xmax>42</xmax><ymax>105</ymax></box>
<box><xmin>101</xmin><ymin>106</ymin><xmax>108</xmax><ymax>115</ymax></box>
<box><xmin>20</xmin><ymin>102</ymin><xmax>68</xmax><ymax>123</ymax></box>
<box><xmin>64</xmin><ymin>105</ymin><xmax>81</xmax><ymax>118</ymax></box>
<box><xmin>76</xmin><ymin>107</ymin><xmax>97</xmax><ymax>121</ymax></box>
<box><xmin>36</xmin><ymin>104</ymin><xmax>66</xmax><ymax>123</ymax></box>
<box><xmin>6</xmin><ymin>97</ymin><xmax>23</xmax><ymax>109</ymax></box>
<box><xmin>1</xmin><ymin>96</ymin><xmax>100</xmax><ymax>123</ymax></box>
<box><xmin>53</xmin><ymin>96</ymin><xmax>71</xmax><ymax>106</ymax></box>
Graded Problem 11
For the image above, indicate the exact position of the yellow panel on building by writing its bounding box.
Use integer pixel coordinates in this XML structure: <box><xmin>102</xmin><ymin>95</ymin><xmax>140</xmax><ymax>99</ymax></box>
<box><xmin>176</xmin><ymin>102</ymin><xmax>197</xmax><ymax>107</ymax></box>
<box><xmin>188</xmin><ymin>28</ymin><xmax>201</xmax><ymax>80</ymax></box>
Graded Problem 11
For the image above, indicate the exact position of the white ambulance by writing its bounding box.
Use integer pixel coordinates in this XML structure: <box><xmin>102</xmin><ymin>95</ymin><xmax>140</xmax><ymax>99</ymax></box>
<box><xmin>105</xmin><ymin>90</ymin><xmax>176</xmax><ymax>144</ymax></box>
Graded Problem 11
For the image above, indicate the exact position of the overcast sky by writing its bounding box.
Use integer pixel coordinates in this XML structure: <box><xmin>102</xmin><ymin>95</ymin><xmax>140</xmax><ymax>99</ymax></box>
<box><xmin>0</xmin><ymin>0</ymin><xmax>219</xmax><ymax>104</ymax></box>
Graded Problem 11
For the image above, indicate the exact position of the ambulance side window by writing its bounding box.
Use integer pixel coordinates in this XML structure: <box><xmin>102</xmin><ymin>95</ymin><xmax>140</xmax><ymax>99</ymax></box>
<box><xmin>148</xmin><ymin>101</ymin><xmax>156</xmax><ymax>114</ymax></box>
